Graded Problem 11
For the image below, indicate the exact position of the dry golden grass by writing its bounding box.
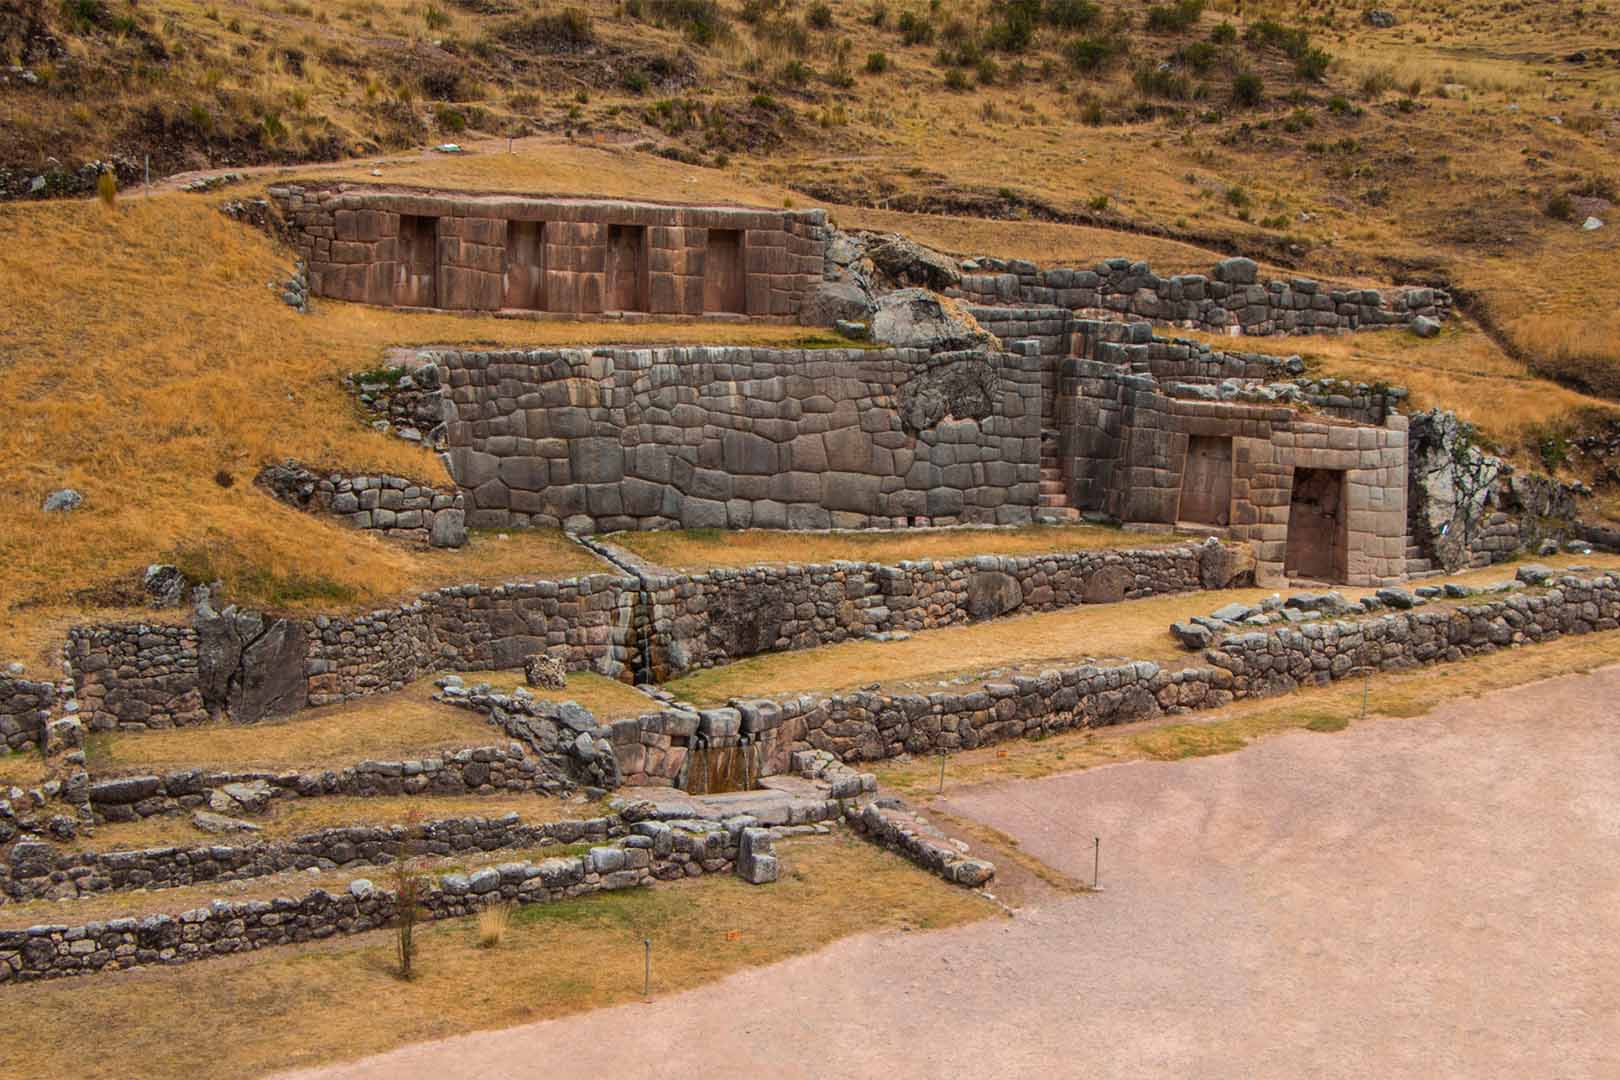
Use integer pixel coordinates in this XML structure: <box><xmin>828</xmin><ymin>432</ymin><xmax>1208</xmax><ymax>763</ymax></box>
<box><xmin>63</xmin><ymin>790</ymin><xmax>606</xmax><ymax>854</ymax></box>
<box><xmin>611</xmin><ymin>523</ymin><xmax>1168</xmax><ymax>571</ymax></box>
<box><xmin>665</xmin><ymin>553</ymin><xmax>1620</xmax><ymax>706</ymax></box>
<box><xmin>83</xmin><ymin>671</ymin><xmax>651</xmax><ymax>775</ymax></box>
<box><xmin>475</xmin><ymin>901</ymin><xmax>513</xmax><ymax>948</ymax></box>
<box><xmin>5</xmin><ymin>834</ymin><xmax>994</xmax><ymax>1080</ymax></box>
<box><xmin>876</xmin><ymin>631</ymin><xmax>1620</xmax><ymax>798</ymax></box>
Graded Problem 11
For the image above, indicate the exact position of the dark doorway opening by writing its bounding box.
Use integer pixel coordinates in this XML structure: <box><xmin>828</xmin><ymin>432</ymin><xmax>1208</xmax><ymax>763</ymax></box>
<box><xmin>1179</xmin><ymin>435</ymin><xmax>1233</xmax><ymax>526</ymax></box>
<box><xmin>1285</xmin><ymin>468</ymin><xmax>1349</xmax><ymax>581</ymax></box>
<box><xmin>703</xmin><ymin>229</ymin><xmax>747</xmax><ymax>314</ymax></box>
<box><xmin>504</xmin><ymin>220</ymin><xmax>546</xmax><ymax>310</ymax></box>
<box><xmin>606</xmin><ymin>224</ymin><xmax>647</xmax><ymax>312</ymax></box>
<box><xmin>395</xmin><ymin>214</ymin><xmax>439</xmax><ymax>307</ymax></box>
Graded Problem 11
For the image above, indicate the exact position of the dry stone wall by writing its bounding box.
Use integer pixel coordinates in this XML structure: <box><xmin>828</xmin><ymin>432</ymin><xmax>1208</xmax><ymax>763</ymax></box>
<box><xmin>951</xmin><ymin>255</ymin><xmax>1451</xmax><ymax>336</ymax></box>
<box><xmin>2</xmin><ymin>812</ymin><xmax>619</xmax><ymax>903</ymax></box>
<box><xmin>257</xmin><ymin>461</ymin><xmax>467</xmax><ymax>548</ymax></box>
<box><xmin>691</xmin><ymin>572</ymin><xmax>1620</xmax><ymax>764</ymax></box>
<box><xmin>437</xmin><ymin>344</ymin><xmax>1043</xmax><ymax>533</ymax></box>
<box><xmin>63</xmin><ymin>539</ymin><xmax>1247</xmax><ymax>725</ymax></box>
<box><xmin>1</xmin><ymin>825</ymin><xmax>742</xmax><ymax>982</ymax></box>
<box><xmin>0</xmin><ymin>674</ymin><xmax>58</xmax><ymax>752</ymax></box>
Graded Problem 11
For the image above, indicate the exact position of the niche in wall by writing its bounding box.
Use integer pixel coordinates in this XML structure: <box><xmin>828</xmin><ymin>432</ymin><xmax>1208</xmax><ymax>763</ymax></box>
<box><xmin>395</xmin><ymin>214</ymin><xmax>439</xmax><ymax>308</ymax></box>
<box><xmin>703</xmin><ymin>229</ymin><xmax>747</xmax><ymax>314</ymax></box>
<box><xmin>1178</xmin><ymin>435</ymin><xmax>1233</xmax><ymax>527</ymax></box>
<box><xmin>504</xmin><ymin>220</ymin><xmax>546</xmax><ymax>310</ymax></box>
<box><xmin>606</xmin><ymin>224</ymin><xmax>647</xmax><ymax>312</ymax></box>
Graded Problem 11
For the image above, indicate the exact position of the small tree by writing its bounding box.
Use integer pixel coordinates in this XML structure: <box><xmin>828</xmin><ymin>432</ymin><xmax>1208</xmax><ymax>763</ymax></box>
<box><xmin>391</xmin><ymin>858</ymin><xmax>425</xmax><ymax>979</ymax></box>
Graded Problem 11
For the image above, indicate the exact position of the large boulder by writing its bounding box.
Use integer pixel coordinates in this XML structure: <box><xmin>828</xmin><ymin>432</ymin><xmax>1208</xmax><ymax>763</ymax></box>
<box><xmin>965</xmin><ymin>571</ymin><xmax>1023</xmax><ymax>619</ymax></box>
<box><xmin>869</xmin><ymin>289</ymin><xmax>996</xmax><ymax>352</ymax></box>
<box><xmin>1407</xmin><ymin>409</ymin><xmax>1504</xmax><ymax>571</ymax></box>
<box><xmin>195</xmin><ymin>607</ymin><xmax>308</xmax><ymax>722</ymax></box>
<box><xmin>866</xmin><ymin>235</ymin><xmax>961</xmax><ymax>290</ymax></box>
<box><xmin>799</xmin><ymin>279</ymin><xmax>875</xmax><ymax>327</ymax></box>
<box><xmin>897</xmin><ymin>354</ymin><xmax>1002</xmax><ymax>434</ymax></box>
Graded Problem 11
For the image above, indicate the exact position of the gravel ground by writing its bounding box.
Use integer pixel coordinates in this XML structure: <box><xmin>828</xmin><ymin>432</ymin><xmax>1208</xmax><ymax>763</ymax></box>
<box><xmin>281</xmin><ymin>664</ymin><xmax>1620</xmax><ymax>1080</ymax></box>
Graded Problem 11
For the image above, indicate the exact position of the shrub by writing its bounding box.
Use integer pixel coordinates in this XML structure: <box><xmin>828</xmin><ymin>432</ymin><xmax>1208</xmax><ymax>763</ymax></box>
<box><xmin>867</xmin><ymin>3</ymin><xmax>888</xmax><ymax>26</ymax></box>
<box><xmin>1145</xmin><ymin>0</ymin><xmax>1203</xmax><ymax>33</ymax></box>
<box><xmin>1043</xmin><ymin>0</ymin><xmax>1097</xmax><ymax>30</ymax></box>
<box><xmin>623</xmin><ymin>70</ymin><xmax>649</xmax><ymax>93</ymax></box>
<box><xmin>95</xmin><ymin>169</ymin><xmax>117</xmax><ymax>207</ymax></box>
<box><xmin>1176</xmin><ymin>40</ymin><xmax>1216</xmax><ymax>72</ymax></box>
<box><xmin>777</xmin><ymin>58</ymin><xmax>812</xmax><ymax>85</ymax></box>
<box><xmin>1230</xmin><ymin>69</ymin><xmax>1263</xmax><ymax>107</ymax></box>
<box><xmin>476</xmin><ymin>902</ymin><xmax>512</xmax><ymax>948</ymax></box>
<box><xmin>807</xmin><ymin>1</ymin><xmax>834</xmax><ymax>28</ymax></box>
<box><xmin>865</xmin><ymin>50</ymin><xmax>888</xmax><ymax>73</ymax></box>
<box><xmin>642</xmin><ymin>0</ymin><xmax>727</xmax><ymax>45</ymax></box>
<box><xmin>1545</xmin><ymin>193</ymin><xmax>1575</xmax><ymax>221</ymax></box>
<box><xmin>1087</xmin><ymin>192</ymin><xmax>1108</xmax><ymax>210</ymax></box>
<box><xmin>423</xmin><ymin>4</ymin><xmax>451</xmax><ymax>30</ymax></box>
<box><xmin>1295</xmin><ymin>46</ymin><xmax>1331</xmax><ymax>81</ymax></box>
<box><xmin>898</xmin><ymin>10</ymin><xmax>934</xmax><ymax>44</ymax></box>
<box><xmin>1360</xmin><ymin>68</ymin><xmax>1396</xmax><ymax>98</ymax></box>
<box><xmin>1134</xmin><ymin>64</ymin><xmax>1192</xmax><ymax>100</ymax></box>
<box><xmin>984</xmin><ymin>0</ymin><xmax>1039</xmax><ymax>51</ymax></box>
<box><xmin>944</xmin><ymin>67</ymin><xmax>970</xmax><ymax>91</ymax></box>
<box><xmin>976</xmin><ymin>56</ymin><xmax>1000</xmax><ymax>83</ymax></box>
<box><xmin>502</xmin><ymin>7</ymin><xmax>595</xmax><ymax>50</ymax></box>
<box><xmin>1208</xmin><ymin>19</ymin><xmax>1235</xmax><ymax>43</ymax></box>
<box><xmin>1063</xmin><ymin>35</ymin><xmax>1118</xmax><ymax>72</ymax></box>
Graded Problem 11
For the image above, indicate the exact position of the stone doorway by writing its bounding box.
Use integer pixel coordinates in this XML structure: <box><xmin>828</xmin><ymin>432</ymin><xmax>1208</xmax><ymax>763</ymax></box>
<box><xmin>703</xmin><ymin>229</ymin><xmax>747</xmax><ymax>314</ymax></box>
<box><xmin>395</xmin><ymin>214</ymin><xmax>439</xmax><ymax>307</ymax></box>
<box><xmin>1179</xmin><ymin>436</ymin><xmax>1233</xmax><ymax>527</ymax></box>
<box><xmin>606</xmin><ymin>224</ymin><xmax>647</xmax><ymax>312</ymax></box>
<box><xmin>504</xmin><ymin>220</ymin><xmax>546</xmax><ymax>310</ymax></box>
<box><xmin>1285</xmin><ymin>467</ymin><xmax>1349</xmax><ymax>581</ymax></box>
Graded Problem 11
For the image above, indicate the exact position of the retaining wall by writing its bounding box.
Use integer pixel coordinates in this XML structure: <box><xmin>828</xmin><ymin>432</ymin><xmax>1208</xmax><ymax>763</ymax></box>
<box><xmin>951</xmin><ymin>255</ymin><xmax>1450</xmax><ymax>336</ymax></box>
<box><xmin>0</xmin><ymin>674</ymin><xmax>58</xmax><ymax>753</ymax></box>
<box><xmin>68</xmin><ymin>538</ymin><xmax>1237</xmax><ymax>729</ymax></box>
<box><xmin>2</xmin><ymin>812</ymin><xmax>621</xmax><ymax>903</ymax></box>
<box><xmin>257</xmin><ymin>461</ymin><xmax>467</xmax><ymax>548</ymax></box>
<box><xmin>686</xmin><ymin>573</ymin><xmax>1620</xmax><ymax>763</ymax></box>
<box><xmin>1</xmin><ymin>824</ymin><xmax>742</xmax><ymax>982</ymax></box>
<box><xmin>438</xmin><ymin>344</ymin><xmax>1043</xmax><ymax>533</ymax></box>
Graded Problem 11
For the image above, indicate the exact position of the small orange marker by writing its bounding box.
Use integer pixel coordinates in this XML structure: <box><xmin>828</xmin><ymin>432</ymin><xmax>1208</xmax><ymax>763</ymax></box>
<box><xmin>725</xmin><ymin>930</ymin><xmax>741</xmax><ymax>941</ymax></box>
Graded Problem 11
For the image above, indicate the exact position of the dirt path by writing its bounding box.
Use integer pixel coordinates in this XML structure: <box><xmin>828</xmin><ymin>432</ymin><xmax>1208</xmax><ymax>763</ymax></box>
<box><xmin>279</xmin><ymin>663</ymin><xmax>1620</xmax><ymax>1080</ymax></box>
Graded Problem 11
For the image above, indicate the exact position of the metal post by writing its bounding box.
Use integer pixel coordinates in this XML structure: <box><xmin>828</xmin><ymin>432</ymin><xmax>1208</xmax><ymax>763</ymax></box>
<box><xmin>1361</xmin><ymin>668</ymin><xmax>1371</xmax><ymax>724</ymax></box>
<box><xmin>144</xmin><ymin>154</ymin><xmax>150</xmax><ymax>197</ymax></box>
<box><xmin>1093</xmin><ymin>836</ymin><xmax>1100</xmax><ymax>889</ymax></box>
<box><xmin>937</xmin><ymin>751</ymin><xmax>946</xmax><ymax>794</ymax></box>
<box><xmin>508</xmin><ymin>135</ymin><xmax>513</xmax><ymax>154</ymax></box>
<box><xmin>643</xmin><ymin>937</ymin><xmax>651</xmax><ymax>998</ymax></box>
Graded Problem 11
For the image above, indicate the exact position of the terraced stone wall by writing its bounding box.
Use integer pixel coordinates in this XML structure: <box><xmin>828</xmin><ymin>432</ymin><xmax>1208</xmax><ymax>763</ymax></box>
<box><xmin>693</xmin><ymin>573</ymin><xmax>1619</xmax><ymax>764</ymax></box>
<box><xmin>437</xmin><ymin>344</ymin><xmax>1043</xmax><ymax>533</ymax></box>
<box><xmin>0</xmin><ymin>674</ymin><xmax>57</xmax><ymax>752</ymax></box>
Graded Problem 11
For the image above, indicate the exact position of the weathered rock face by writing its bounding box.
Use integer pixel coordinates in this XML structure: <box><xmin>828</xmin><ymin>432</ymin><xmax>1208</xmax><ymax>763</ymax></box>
<box><xmin>866</xmin><ymin>235</ymin><xmax>962</xmax><ymax>291</ymax></box>
<box><xmin>1198</xmin><ymin>538</ymin><xmax>1257</xmax><ymax>590</ymax></box>
<box><xmin>897</xmin><ymin>352</ymin><xmax>1002</xmax><ymax>434</ymax></box>
<box><xmin>965</xmin><ymin>570</ymin><xmax>1023</xmax><ymax>620</ymax></box>
<box><xmin>869</xmin><ymin>288</ymin><xmax>995</xmax><ymax>352</ymax></box>
<box><xmin>800</xmin><ymin>279</ymin><xmax>875</xmax><ymax>326</ymax></box>
<box><xmin>194</xmin><ymin>608</ymin><xmax>309</xmax><ymax>722</ymax></box>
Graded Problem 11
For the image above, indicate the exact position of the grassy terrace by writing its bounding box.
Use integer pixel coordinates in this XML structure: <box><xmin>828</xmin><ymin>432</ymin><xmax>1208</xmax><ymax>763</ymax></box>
<box><xmin>664</xmin><ymin>554</ymin><xmax>1620</xmax><ymax>706</ymax></box>
<box><xmin>0</xmin><ymin>832</ymin><xmax>607</xmax><ymax>928</ymax></box>
<box><xmin>609</xmin><ymin>522</ymin><xmax>1172</xmax><ymax>572</ymax></box>
<box><xmin>878</xmin><ymin>631</ymin><xmax>1620</xmax><ymax>800</ymax></box>
<box><xmin>82</xmin><ymin>672</ymin><xmax>653</xmax><ymax>778</ymax></box>
<box><xmin>5</xmin><ymin>835</ymin><xmax>994</xmax><ymax>1079</ymax></box>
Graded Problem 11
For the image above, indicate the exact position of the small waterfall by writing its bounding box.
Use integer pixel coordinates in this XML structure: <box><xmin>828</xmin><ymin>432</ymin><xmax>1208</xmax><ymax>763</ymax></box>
<box><xmin>684</xmin><ymin>733</ymin><xmax>761</xmax><ymax>795</ymax></box>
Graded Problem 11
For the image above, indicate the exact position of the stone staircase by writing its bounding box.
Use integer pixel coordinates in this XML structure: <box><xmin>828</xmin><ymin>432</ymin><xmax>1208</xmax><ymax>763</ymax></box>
<box><xmin>1036</xmin><ymin>429</ymin><xmax>1080</xmax><ymax>523</ymax></box>
<box><xmin>1404</xmin><ymin>539</ymin><xmax>1443</xmax><ymax>580</ymax></box>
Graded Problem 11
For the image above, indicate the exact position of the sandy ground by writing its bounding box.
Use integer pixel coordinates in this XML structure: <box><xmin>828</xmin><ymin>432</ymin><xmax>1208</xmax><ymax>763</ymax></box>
<box><xmin>282</xmin><ymin>664</ymin><xmax>1620</xmax><ymax>1080</ymax></box>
